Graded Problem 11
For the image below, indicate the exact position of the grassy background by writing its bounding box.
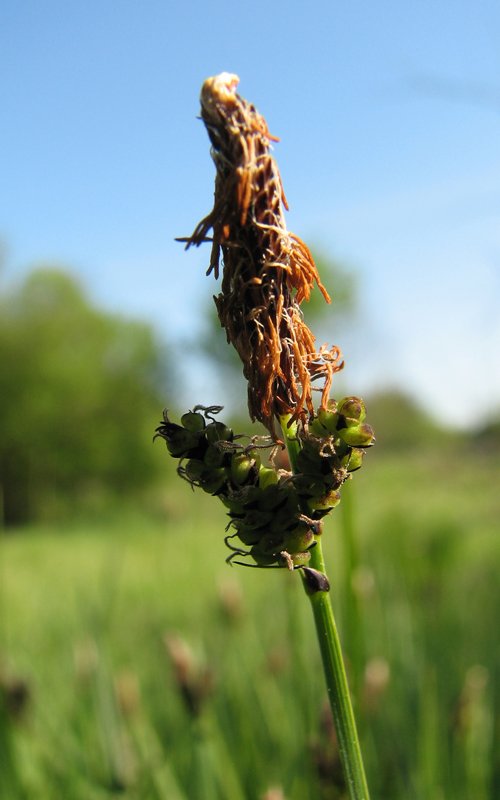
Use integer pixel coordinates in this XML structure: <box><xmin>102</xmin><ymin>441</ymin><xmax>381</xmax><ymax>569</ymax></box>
<box><xmin>1</xmin><ymin>440</ymin><xmax>499</xmax><ymax>799</ymax></box>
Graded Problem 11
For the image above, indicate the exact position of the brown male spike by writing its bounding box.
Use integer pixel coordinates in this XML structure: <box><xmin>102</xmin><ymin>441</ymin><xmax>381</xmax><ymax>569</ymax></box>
<box><xmin>180</xmin><ymin>72</ymin><xmax>343</xmax><ymax>435</ymax></box>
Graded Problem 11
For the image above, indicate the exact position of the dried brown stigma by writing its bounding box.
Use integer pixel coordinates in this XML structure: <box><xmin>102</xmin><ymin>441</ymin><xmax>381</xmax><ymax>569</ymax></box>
<box><xmin>180</xmin><ymin>72</ymin><xmax>343</xmax><ymax>435</ymax></box>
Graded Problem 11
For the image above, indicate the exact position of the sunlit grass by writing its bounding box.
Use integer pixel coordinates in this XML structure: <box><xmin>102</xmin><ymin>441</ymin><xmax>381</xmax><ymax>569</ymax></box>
<box><xmin>1</xmin><ymin>445</ymin><xmax>498</xmax><ymax>799</ymax></box>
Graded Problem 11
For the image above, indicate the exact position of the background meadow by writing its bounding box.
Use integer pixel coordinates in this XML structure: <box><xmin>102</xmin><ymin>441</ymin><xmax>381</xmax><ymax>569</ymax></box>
<box><xmin>2</xmin><ymin>394</ymin><xmax>499</xmax><ymax>798</ymax></box>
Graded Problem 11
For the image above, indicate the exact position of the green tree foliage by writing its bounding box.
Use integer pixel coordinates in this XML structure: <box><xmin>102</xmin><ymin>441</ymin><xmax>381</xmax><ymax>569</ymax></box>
<box><xmin>365</xmin><ymin>389</ymin><xmax>453</xmax><ymax>450</ymax></box>
<box><xmin>0</xmin><ymin>268</ymin><xmax>169</xmax><ymax>525</ymax></box>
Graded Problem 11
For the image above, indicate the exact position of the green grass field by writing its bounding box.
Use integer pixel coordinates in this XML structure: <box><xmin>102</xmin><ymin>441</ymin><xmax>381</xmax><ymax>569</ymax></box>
<box><xmin>1</xmin><ymin>443</ymin><xmax>499</xmax><ymax>799</ymax></box>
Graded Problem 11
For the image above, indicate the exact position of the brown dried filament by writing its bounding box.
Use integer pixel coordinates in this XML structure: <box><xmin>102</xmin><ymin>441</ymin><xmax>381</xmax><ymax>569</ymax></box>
<box><xmin>180</xmin><ymin>73</ymin><xmax>343</xmax><ymax>435</ymax></box>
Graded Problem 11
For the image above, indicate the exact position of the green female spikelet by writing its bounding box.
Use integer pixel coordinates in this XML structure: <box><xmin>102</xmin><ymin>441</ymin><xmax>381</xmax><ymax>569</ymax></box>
<box><xmin>155</xmin><ymin>400</ymin><xmax>374</xmax><ymax>569</ymax></box>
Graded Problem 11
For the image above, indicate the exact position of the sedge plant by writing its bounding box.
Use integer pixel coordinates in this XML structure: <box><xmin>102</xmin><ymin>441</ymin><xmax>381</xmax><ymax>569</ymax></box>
<box><xmin>156</xmin><ymin>73</ymin><xmax>374</xmax><ymax>800</ymax></box>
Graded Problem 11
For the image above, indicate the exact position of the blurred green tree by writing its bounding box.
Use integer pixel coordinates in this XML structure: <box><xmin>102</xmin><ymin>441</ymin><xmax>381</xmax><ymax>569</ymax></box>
<box><xmin>364</xmin><ymin>389</ymin><xmax>454</xmax><ymax>450</ymax></box>
<box><xmin>0</xmin><ymin>268</ymin><xmax>169</xmax><ymax>526</ymax></box>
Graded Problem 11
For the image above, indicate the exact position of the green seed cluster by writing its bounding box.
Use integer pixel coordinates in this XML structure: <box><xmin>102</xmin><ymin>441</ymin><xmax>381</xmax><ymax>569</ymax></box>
<box><xmin>155</xmin><ymin>401</ymin><xmax>374</xmax><ymax>569</ymax></box>
<box><xmin>301</xmin><ymin>396</ymin><xmax>376</xmax><ymax>508</ymax></box>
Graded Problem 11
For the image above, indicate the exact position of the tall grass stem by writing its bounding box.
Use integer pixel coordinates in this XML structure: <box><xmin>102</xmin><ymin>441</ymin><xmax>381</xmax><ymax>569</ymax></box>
<box><xmin>339</xmin><ymin>481</ymin><xmax>365</xmax><ymax>697</ymax></box>
<box><xmin>281</xmin><ymin>416</ymin><xmax>370</xmax><ymax>800</ymax></box>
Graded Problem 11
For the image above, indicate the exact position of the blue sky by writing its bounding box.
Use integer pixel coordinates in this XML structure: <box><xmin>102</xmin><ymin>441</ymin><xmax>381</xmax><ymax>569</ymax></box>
<box><xmin>1</xmin><ymin>1</ymin><xmax>499</xmax><ymax>426</ymax></box>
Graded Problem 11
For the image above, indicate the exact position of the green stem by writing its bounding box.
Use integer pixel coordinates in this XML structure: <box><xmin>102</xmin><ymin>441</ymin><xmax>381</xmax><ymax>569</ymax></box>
<box><xmin>280</xmin><ymin>416</ymin><xmax>370</xmax><ymax>800</ymax></box>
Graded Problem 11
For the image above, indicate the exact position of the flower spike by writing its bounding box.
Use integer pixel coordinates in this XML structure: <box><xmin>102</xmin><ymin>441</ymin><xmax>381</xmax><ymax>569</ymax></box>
<box><xmin>179</xmin><ymin>73</ymin><xmax>343</xmax><ymax>436</ymax></box>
